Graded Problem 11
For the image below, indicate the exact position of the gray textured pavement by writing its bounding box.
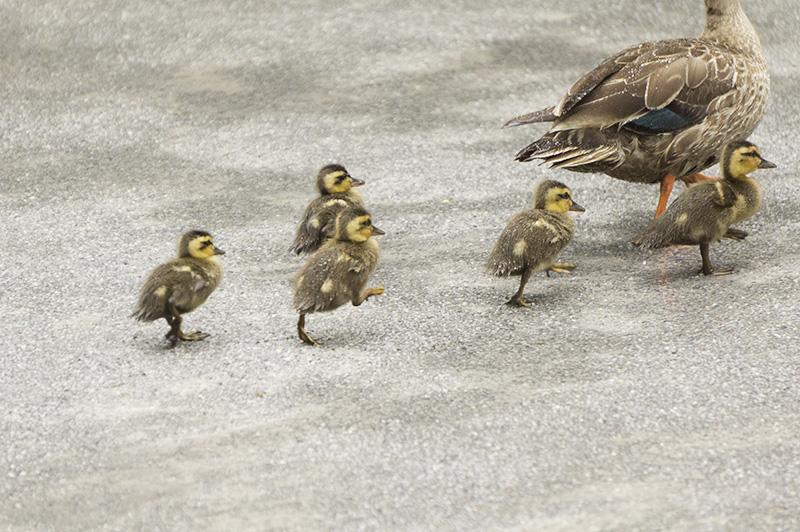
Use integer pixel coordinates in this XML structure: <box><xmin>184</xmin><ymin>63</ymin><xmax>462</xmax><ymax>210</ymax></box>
<box><xmin>2</xmin><ymin>1</ymin><xmax>799</xmax><ymax>530</ymax></box>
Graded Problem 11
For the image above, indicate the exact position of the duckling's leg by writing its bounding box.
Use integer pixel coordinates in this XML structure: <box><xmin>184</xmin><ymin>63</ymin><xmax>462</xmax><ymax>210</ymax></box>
<box><xmin>723</xmin><ymin>227</ymin><xmax>748</xmax><ymax>241</ymax></box>
<box><xmin>353</xmin><ymin>287</ymin><xmax>385</xmax><ymax>306</ymax></box>
<box><xmin>297</xmin><ymin>313</ymin><xmax>322</xmax><ymax>345</ymax></box>
<box><xmin>654</xmin><ymin>173</ymin><xmax>676</xmax><ymax>218</ymax></box>
<box><xmin>165</xmin><ymin>305</ymin><xmax>209</xmax><ymax>343</ymax></box>
<box><xmin>683</xmin><ymin>172</ymin><xmax>716</xmax><ymax>187</ymax></box>
<box><xmin>165</xmin><ymin>314</ymin><xmax>181</xmax><ymax>347</ymax></box>
<box><xmin>506</xmin><ymin>269</ymin><xmax>533</xmax><ymax>307</ymax></box>
<box><xmin>699</xmin><ymin>242</ymin><xmax>732</xmax><ymax>276</ymax></box>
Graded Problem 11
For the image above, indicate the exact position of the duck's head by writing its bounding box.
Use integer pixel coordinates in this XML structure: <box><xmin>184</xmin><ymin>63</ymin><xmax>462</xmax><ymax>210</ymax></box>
<box><xmin>334</xmin><ymin>207</ymin><xmax>384</xmax><ymax>243</ymax></box>
<box><xmin>533</xmin><ymin>180</ymin><xmax>585</xmax><ymax>213</ymax></box>
<box><xmin>178</xmin><ymin>230</ymin><xmax>226</xmax><ymax>259</ymax></box>
<box><xmin>722</xmin><ymin>141</ymin><xmax>776</xmax><ymax>179</ymax></box>
<box><xmin>316</xmin><ymin>164</ymin><xmax>365</xmax><ymax>195</ymax></box>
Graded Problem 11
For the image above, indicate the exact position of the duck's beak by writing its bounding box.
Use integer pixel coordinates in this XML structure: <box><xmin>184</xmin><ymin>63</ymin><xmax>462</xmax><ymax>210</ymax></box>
<box><xmin>349</xmin><ymin>177</ymin><xmax>365</xmax><ymax>187</ymax></box>
<box><xmin>758</xmin><ymin>157</ymin><xmax>777</xmax><ymax>169</ymax></box>
<box><xmin>371</xmin><ymin>225</ymin><xmax>385</xmax><ymax>236</ymax></box>
<box><xmin>213</xmin><ymin>246</ymin><xmax>226</xmax><ymax>255</ymax></box>
<box><xmin>569</xmin><ymin>200</ymin><xmax>586</xmax><ymax>212</ymax></box>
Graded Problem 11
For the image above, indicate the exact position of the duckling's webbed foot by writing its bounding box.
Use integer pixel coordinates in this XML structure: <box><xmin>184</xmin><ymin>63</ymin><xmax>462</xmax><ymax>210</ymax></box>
<box><xmin>505</xmin><ymin>295</ymin><xmax>532</xmax><ymax>307</ymax></box>
<box><xmin>179</xmin><ymin>331</ymin><xmax>211</xmax><ymax>341</ymax></box>
<box><xmin>353</xmin><ymin>287</ymin><xmax>385</xmax><ymax>306</ymax></box>
<box><xmin>724</xmin><ymin>227</ymin><xmax>749</xmax><ymax>241</ymax></box>
<box><xmin>297</xmin><ymin>314</ymin><xmax>323</xmax><ymax>345</ymax></box>
<box><xmin>549</xmin><ymin>263</ymin><xmax>577</xmax><ymax>274</ymax></box>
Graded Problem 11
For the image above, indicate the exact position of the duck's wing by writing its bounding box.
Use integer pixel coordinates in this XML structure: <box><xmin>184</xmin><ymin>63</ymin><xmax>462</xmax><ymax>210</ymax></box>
<box><xmin>504</xmin><ymin>44</ymin><xmax>643</xmax><ymax>128</ymax></box>
<box><xmin>546</xmin><ymin>39</ymin><xmax>737</xmax><ymax>133</ymax></box>
<box><xmin>131</xmin><ymin>263</ymin><xmax>207</xmax><ymax>320</ymax></box>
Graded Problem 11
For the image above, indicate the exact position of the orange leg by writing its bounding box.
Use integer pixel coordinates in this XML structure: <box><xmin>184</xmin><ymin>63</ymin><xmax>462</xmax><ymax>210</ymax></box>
<box><xmin>683</xmin><ymin>172</ymin><xmax>717</xmax><ymax>187</ymax></box>
<box><xmin>654</xmin><ymin>173</ymin><xmax>676</xmax><ymax>219</ymax></box>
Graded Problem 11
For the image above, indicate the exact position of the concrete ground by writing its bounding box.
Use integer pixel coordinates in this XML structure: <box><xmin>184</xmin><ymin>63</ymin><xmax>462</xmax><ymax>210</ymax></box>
<box><xmin>2</xmin><ymin>0</ymin><xmax>799</xmax><ymax>530</ymax></box>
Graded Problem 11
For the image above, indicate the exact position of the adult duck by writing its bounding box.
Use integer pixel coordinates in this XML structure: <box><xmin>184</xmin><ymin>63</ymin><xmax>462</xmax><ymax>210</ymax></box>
<box><xmin>505</xmin><ymin>0</ymin><xmax>769</xmax><ymax>219</ymax></box>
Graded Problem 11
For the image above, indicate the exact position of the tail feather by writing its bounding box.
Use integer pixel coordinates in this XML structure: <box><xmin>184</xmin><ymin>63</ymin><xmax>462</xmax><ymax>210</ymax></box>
<box><xmin>503</xmin><ymin>106</ymin><xmax>557</xmax><ymax>128</ymax></box>
<box><xmin>552</xmin><ymin>146</ymin><xmax>620</xmax><ymax>169</ymax></box>
<box><xmin>514</xmin><ymin>130</ymin><xmax>622</xmax><ymax>170</ymax></box>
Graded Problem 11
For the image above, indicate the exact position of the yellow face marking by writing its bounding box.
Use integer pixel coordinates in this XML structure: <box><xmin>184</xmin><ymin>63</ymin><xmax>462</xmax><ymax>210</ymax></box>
<box><xmin>154</xmin><ymin>286</ymin><xmax>168</xmax><ymax>297</ymax></box>
<box><xmin>729</xmin><ymin>146</ymin><xmax>762</xmax><ymax>178</ymax></box>
<box><xmin>513</xmin><ymin>240</ymin><xmax>527</xmax><ymax>256</ymax></box>
<box><xmin>321</xmin><ymin>279</ymin><xmax>334</xmax><ymax>293</ymax></box>
<box><xmin>543</xmin><ymin>187</ymin><xmax>573</xmax><ymax>213</ymax></box>
<box><xmin>323</xmin><ymin>171</ymin><xmax>350</xmax><ymax>193</ymax></box>
<box><xmin>188</xmin><ymin>237</ymin><xmax>217</xmax><ymax>259</ymax></box>
<box><xmin>345</xmin><ymin>215</ymin><xmax>373</xmax><ymax>242</ymax></box>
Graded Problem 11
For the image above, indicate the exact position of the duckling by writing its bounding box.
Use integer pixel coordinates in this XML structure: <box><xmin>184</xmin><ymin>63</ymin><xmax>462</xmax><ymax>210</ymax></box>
<box><xmin>293</xmin><ymin>206</ymin><xmax>384</xmax><ymax>345</ymax></box>
<box><xmin>486</xmin><ymin>180</ymin><xmax>584</xmax><ymax>306</ymax></box>
<box><xmin>131</xmin><ymin>230</ymin><xmax>225</xmax><ymax>346</ymax></box>
<box><xmin>632</xmin><ymin>141</ymin><xmax>775</xmax><ymax>275</ymax></box>
<box><xmin>504</xmin><ymin>0</ymin><xmax>769</xmax><ymax>220</ymax></box>
<box><xmin>291</xmin><ymin>164</ymin><xmax>365</xmax><ymax>255</ymax></box>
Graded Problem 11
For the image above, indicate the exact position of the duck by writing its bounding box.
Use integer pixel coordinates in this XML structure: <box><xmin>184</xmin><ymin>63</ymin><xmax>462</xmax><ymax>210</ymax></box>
<box><xmin>291</xmin><ymin>164</ymin><xmax>366</xmax><ymax>254</ymax></box>
<box><xmin>504</xmin><ymin>0</ymin><xmax>769</xmax><ymax>219</ymax></box>
<box><xmin>486</xmin><ymin>180</ymin><xmax>584</xmax><ymax>306</ymax></box>
<box><xmin>632</xmin><ymin>140</ymin><xmax>775</xmax><ymax>275</ymax></box>
<box><xmin>293</xmin><ymin>206</ymin><xmax>384</xmax><ymax>345</ymax></box>
<box><xmin>131</xmin><ymin>230</ymin><xmax>225</xmax><ymax>346</ymax></box>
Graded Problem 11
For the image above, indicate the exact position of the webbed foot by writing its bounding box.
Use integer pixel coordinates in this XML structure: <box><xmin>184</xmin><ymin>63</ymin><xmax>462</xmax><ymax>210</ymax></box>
<box><xmin>700</xmin><ymin>265</ymin><xmax>733</xmax><ymax>276</ymax></box>
<box><xmin>549</xmin><ymin>263</ymin><xmax>577</xmax><ymax>274</ymax></box>
<box><xmin>179</xmin><ymin>331</ymin><xmax>211</xmax><ymax>341</ymax></box>
<box><xmin>724</xmin><ymin>228</ymin><xmax>749</xmax><ymax>241</ymax></box>
<box><xmin>505</xmin><ymin>296</ymin><xmax>532</xmax><ymax>307</ymax></box>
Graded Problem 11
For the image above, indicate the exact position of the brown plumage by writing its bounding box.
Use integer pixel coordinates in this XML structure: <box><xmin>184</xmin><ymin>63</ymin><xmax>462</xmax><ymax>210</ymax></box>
<box><xmin>505</xmin><ymin>0</ymin><xmax>769</xmax><ymax>219</ymax></box>
<box><xmin>293</xmin><ymin>206</ymin><xmax>384</xmax><ymax>345</ymax></box>
<box><xmin>633</xmin><ymin>141</ymin><xmax>775</xmax><ymax>275</ymax></box>
<box><xmin>132</xmin><ymin>230</ymin><xmax>225</xmax><ymax>346</ymax></box>
<box><xmin>486</xmin><ymin>180</ymin><xmax>584</xmax><ymax>306</ymax></box>
<box><xmin>291</xmin><ymin>164</ymin><xmax>365</xmax><ymax>254</ymax></box>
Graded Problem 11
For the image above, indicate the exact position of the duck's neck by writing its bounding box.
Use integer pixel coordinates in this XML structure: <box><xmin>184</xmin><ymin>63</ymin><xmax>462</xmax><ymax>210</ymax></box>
<box><xmin>701</xmin><ymin>0</ymin><xmax>764</xmax><ymax>60</ymax></box>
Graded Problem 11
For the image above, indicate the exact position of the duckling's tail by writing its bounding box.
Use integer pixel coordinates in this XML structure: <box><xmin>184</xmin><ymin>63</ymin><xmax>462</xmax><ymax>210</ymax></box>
<box><xmin>631</xmin><ymin>218</ymin><xmax>672</xmax><ymax>249</ymax></box>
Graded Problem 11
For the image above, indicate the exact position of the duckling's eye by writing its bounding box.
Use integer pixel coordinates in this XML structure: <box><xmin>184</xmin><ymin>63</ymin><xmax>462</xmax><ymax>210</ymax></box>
<box><xmin>742</xmin><ymin>150</ymin><xmax>759</xmax><ymax>158</ymax></box>
<box><xmin>560</xmin><ymin>193</ymin><xmax>570</xmax><ymax>200</ymax></box>
<box><xmin>200</xmin><ymin>241</ymin><xmax>212</xmax><ymax>249</ymax></box>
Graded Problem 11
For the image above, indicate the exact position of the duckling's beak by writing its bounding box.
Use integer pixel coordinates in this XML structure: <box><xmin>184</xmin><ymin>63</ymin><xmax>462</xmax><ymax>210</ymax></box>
<box><xmin>349</xmin><ymin>177</ymin><xmax>365</xmax><ymax>187</ymax></box>
<box><xmin>569</xmin><ymin>200</ymin><xmax>586</xmax><ymax>212</ymax></box>
<box><xmin>213</xmin><ymin>246</ymin><xmax>226</xmax><ymax>255</ymax></box>
<box><xmin>758</xmin><ymin>157</ymin><xmax>777</xmax><ymax>169</ymax></box>
<box><xmin>371</xmin><ymin>225</ymin><xmax>385</xmax><ymax>236</ymax></box>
